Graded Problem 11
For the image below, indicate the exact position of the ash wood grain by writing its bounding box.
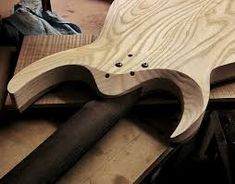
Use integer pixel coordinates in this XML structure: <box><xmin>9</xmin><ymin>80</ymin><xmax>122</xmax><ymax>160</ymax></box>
<box><xmin>7</xmin><ymin>0</ymin><xmax>235</xmax><ymax>142</ymax></box>
<box><xmin>5</xmin><ymin>34</ymin><xmax>235</xmax><ymax>109</ymax></box>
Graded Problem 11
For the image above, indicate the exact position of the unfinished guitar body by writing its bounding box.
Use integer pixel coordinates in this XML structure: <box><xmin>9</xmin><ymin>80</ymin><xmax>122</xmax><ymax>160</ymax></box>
<box><xmin>8</xmin><ymin>0</ymin><xmax>235</xmax><ymax>142</ymax></box>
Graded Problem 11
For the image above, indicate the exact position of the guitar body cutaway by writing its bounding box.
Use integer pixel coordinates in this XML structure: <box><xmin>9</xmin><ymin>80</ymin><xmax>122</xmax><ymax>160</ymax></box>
<box><xmin>8</xmin><ymin>0</ymin><xmax>235</xmax><ymax>142</ymax></box>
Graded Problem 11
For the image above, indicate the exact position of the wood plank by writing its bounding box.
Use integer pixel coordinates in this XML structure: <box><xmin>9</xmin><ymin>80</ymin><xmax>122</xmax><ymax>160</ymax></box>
<box><xmin>58</xmin><ymin>118</ymin><xmax>169</xmax><ymax>184</ymax></box>
<box><xmin>0</xmin><ymin>110</ymin><xmax>172</xmax><ymax>183</ymax></box>
<box><xmin>211</xmin><ymin>82</ymin><xmax>235</xmax><ymax>100</ymax></box>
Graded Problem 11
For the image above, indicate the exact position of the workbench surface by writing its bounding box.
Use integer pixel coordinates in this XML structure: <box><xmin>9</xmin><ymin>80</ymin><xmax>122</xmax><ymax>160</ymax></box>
<box><xmin>1</xmin><ymin>1</ymin><xmax>235</xmax><ymax>183</ymax></box>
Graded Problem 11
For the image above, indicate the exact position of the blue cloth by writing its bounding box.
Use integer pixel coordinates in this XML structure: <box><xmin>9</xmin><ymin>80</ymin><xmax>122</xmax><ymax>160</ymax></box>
<box><xmin>3</xmin><ymin>0</ymin><xmax>81</xmax><ymax>36</ymax></box>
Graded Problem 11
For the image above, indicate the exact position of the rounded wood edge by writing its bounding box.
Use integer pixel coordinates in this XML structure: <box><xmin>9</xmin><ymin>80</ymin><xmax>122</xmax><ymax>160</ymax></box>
<box><xmin>8</xmin><ymin>59</ymin><xmax>207</xmax><ymax>142</ymax></box>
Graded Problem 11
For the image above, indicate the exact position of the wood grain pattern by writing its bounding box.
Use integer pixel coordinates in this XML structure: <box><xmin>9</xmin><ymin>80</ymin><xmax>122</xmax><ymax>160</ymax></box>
<box><xmin>5</xmin><ymin>35</ymin><xmax>96</xmax><ymax>108</ymax></box>
<box><xmin>5</xmin><ymin>34</ymin><xmax>235</xmax><ymax>109</ymax></box>
<box><xmin>7</xmin><ymin>0</ymin><xmax>235</xmax><ymax>142</ymax></box>
<box><xmin>13</xmin><ymin>35</ymin><xmax>95</xmax><ymax>73</ymax></box>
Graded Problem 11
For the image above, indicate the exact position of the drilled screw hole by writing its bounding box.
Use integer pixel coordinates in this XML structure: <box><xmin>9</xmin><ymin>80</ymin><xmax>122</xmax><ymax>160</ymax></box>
<box><xmin>115</xmin><ymin>62</ymin><xmax>123</xmax><ymax>67</ymax></box>
<box><xmin>105</xmin><ymin>73</ymin><xmax>110</xmax><ymax>78</ymax></box>
<box><xmin>141</xmin><ymin>63</ymin><xmax>149</xmax><ymax>68</ymax></box>
<box><xmin>128</xmin><ymin>54</ymin><xmax>133</xmax><ymax>57</ymax></box>
<box><xmin>130</xmin><ymin>71</ymin><xmax>135</xmax><ymax>76</ymax></box>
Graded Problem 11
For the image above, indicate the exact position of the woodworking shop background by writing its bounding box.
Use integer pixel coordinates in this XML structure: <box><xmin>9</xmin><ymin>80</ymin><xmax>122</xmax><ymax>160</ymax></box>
<box><xmin>0</xmin><ymin>1</ymin><xmax>235</xmax><ymax>184</ymax></box>
<box><xmin>0</xmin><ymin>0</ymin><xmax>110</xmax><ymax>35</ymax></box>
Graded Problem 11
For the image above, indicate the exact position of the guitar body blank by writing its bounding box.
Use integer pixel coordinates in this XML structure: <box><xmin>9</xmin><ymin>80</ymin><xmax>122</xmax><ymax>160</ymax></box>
<box><xmin>8</xmin><ymin>0</ymin><xmax>235</xmax><ymax>142</ymax></box>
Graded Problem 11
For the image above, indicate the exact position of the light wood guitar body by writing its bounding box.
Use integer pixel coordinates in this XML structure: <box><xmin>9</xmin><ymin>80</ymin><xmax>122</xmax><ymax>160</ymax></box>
<box><xmin>8</xmin><ymin>0</ymin><xmax>235</xmax><ymax>142</ymax></box>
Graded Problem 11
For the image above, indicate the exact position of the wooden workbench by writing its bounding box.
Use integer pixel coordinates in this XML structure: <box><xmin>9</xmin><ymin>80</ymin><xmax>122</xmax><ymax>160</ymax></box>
<box><xmin>1</xmin><ymin>0</ymin><xmax>235</xmax><ymax>183</ymax></box>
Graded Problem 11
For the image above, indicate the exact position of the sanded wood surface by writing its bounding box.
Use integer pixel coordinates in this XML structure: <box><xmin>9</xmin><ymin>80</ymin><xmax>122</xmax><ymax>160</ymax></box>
<box><xmin>5</xmin><ymin>34</ymin><xmax>235</xmax><ymax>108</ymax></box>
<box><xmin>5</xmin><ymin>35</ymin><xmax>96</xmax><ymax>107</ymax></box>
<box><xmin>7</xmin><ymin>0</ymin><xmax>235</xmax><ymax>142</ymax></box>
